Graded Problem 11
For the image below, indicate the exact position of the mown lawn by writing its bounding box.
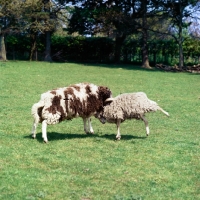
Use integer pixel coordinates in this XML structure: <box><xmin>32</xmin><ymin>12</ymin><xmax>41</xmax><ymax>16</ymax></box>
<box><xmin>0</xmin><ymin>61</ymin><xmax>199</xmax><ymax>200</ymax></box>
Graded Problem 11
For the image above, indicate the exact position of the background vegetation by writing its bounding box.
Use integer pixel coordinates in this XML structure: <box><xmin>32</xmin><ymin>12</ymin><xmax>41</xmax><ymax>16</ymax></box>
<box><xmin>0</xmin><ymin>61</ymin><xmax>199</xmax><ymax>199</ymax></box>
<box><xmin>0</xmin><ymin>0</ymin><xmax>200</xmax><ymax>67</ymax></box>
<box><xmin>6</xmin><ymin>34</ymin><xmax>200</xmax><ymax>65</ymax></box>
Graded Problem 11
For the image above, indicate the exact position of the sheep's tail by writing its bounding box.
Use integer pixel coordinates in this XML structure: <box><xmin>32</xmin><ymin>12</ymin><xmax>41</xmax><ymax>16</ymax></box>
<box><xmin>157</xmin><ymin>106</ymin><xmax>169</xmax><ymax>117</ymax></box>
<box><xmin>31</xmin><ymin>100</ymin><xmax>45</xmax><ymax>123</ymax></box>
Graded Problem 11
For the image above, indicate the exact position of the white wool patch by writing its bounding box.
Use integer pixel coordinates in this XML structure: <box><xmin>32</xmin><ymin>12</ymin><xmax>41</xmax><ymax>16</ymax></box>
<box><xmin>41</xmin><ymin>107</ymin><xmax>62</xmax><ymax>125</ymax></box>
<box><xmin>73</xmin><ymin>84</ymin><xmax>88</xmax><ymax>101</ymax></box>
<box><xmin>71</xmin><ymin>83</ymin><xmax>98</xmax><ymax>104</ymax></box>
<box><xmin>56</xmin><ymin>88</ymin><xmax>65</xmax><ymax>99</ymax></box>
<box><xmin>60</xmin><ymin>99</ymin><xmax>66</xmax><ymax>114</ymax></box>
<box><xmin>67</xmin><ymin>94</ymin><xmax>73</xmax><ymax>100</ymax></box>
<box><xmin>41</xmin><ymin>92</ymin><xmax>54</xmax><ymax>105</ymax></box>
<box><xmin>89</xmin><ymin>84</ymin><xmax>98</xmax><ymax>95</ymax></box>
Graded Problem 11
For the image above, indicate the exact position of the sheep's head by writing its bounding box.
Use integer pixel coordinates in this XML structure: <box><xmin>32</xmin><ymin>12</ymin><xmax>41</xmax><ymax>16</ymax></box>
<box><xmin>95</xmin><ymin>97</ymin><xmax>114</xmax><ymax>124</ymax></box>
<box><xmin>97</xmin><ymin>86</ymin><xmax>112</xmax><ymax>106</ymax></box>
<box><xmin>95</xmin><ymin>111</ymin><xmax>107</xmax><ymax>124</ymax></box>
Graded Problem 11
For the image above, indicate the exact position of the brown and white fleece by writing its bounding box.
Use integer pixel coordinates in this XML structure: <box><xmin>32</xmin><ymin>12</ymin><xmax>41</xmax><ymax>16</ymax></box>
<box><xmin>31</xmin><ymin>83</ymin><xmax>112</xmax><ymax>142</ymax></box>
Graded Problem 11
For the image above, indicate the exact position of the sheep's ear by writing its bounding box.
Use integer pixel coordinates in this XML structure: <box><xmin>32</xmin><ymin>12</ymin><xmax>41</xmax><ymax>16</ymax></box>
<box><xmin>105</xmin><ymin>98</ymin><xmax>114</xmax><ymax>103</ymax></box>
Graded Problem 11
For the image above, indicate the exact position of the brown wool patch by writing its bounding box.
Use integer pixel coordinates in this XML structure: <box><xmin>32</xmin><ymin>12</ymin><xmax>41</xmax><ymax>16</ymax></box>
<box><xmin>47</xmin><ymin>95</ymin><xmax>65</xmax><ymax>122</ymax></box>
<box><xmin>69</xmin><ymin>96</ymin><xmax>83</xmax><ymax>117</ymax></box>
<box><xmin>97</xmin><ymin>86</ymin><xmax>112</xmax><ymax>106</ymax></box>
<box><xmin>70</xmin><ymin>85</ymin><xmax>80</xmax><ymax>91</ymax></box>
<box><xmin>85</xmin><ymin>94</ymin><xmax>101</xmax><ymax>116</ymax></box>
<box><xmin>38</xmin><ymin>107</ymin><xmax>43</xmax><ymax>122</ymax></box>
<box><xmin>85</xmin><ymin>85</ymin><xmax>91</xmax><ymax>94</ymax></box>
<box><xmin>64</xmin><ymin>87</ymin><xmax>77</xmax><ymax>117</ymax></box>
<box><xmin>50</xmin><ymin>90</ymin><xmax>56</xmax><ymax>95</ymax></box>
<box><xmin>64</xmin><ymin>88</ymin><xmax>74</xmax><ymax>97</ymax></box>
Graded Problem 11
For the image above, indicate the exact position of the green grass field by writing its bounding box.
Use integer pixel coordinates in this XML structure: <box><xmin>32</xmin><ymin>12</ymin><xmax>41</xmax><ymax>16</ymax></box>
<box><xmin>0</xmin><ymin>61</ymin><xmax>199</xmax><ymax>200</ymax></box>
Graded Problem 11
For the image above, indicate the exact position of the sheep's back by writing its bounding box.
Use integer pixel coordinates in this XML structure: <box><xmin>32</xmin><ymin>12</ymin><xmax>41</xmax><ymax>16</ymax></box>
<box><xmin>103</xmin><ymin>92</ymin><xmax>158</xmax><ymax>121</ymax></box>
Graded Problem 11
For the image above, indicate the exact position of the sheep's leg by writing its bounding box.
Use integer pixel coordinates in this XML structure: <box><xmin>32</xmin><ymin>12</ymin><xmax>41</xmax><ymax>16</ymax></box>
<box><xmin>31</xmin><ymin>121</ymin><xmax>38</xmax><ymax>139</ymax></box>
<box><xmin>42</xmin><ymin>120</ymin><xmax>48</xmax><ymax>143</ymax></box>
<box><xmin>88</xmin><ymin>118</ymin><xmax>94</xmax><ymax>134</ymax></box>
<box><xmin>140</xmin><ymin>114</ymin><xmax>149</xmax><ymax>136</ymax></box>
<box><xmin>83</xmin><ymin>118</ymin><xmax>89</xmax><ymax>134</ymax></box>
<box><xmin>31</xmin><ymin>115</ymin><xmax>40</xmax><ymax>139</ymax></box>
<box><xmin>116</xmin><ymin>119</ymin><xmax>121</xmax><ymax>140</ymax></box>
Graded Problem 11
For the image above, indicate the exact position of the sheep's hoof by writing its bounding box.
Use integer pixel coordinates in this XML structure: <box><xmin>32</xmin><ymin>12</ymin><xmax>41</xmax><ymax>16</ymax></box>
<box><xmin>86</xmin><ymin>131</ymin><xmax>94</xmax><ymax>134</ymax></box>
<box><xmin>146</xmin><ymin>134</ymin><xmax>149</xmax><ymax>137</ymax></box>
<box><xmin>43</xmin><ymin>140</ymin><xmax>48</xmax><ymax>143</ymax></box>
<box><xmin>116</xmin><ymin>137</ymin><xmax>121</xmax><ymax>141</ymax></box>
<box><xmin>31</xmin><ymin>134</ymin><xmax>36</xmax><ymax>139</ymax></box>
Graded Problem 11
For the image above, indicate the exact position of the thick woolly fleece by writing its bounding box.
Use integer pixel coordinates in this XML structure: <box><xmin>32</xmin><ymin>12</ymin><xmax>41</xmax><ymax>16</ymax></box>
<box><xmin>31</xmin><ymin>83</ymin><xmax>112</xmax><ymax>125</ymax></box>
<box><xmin>102</xmin><ymin>92</ymin><xmax>160</xmax><ymax>123</ymax></box>
<box><xmin>31</xmin><ymin>83</ymin><xmax>112</xmax><ymax>142</ymax></box>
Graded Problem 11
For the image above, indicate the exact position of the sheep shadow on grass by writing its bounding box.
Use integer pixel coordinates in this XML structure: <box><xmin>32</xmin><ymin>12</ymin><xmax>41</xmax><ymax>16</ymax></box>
<box><xmin>25</xmin><ymin>132</ymin><xmax>146</xmax><ymax>142</ymax></box>
<box><xmin>100</xmin><ymin>134</ymin><xmax>146</xmax><ymax>141</ymax></box>
<box><xmin>25</xmin><ymin>132</ymin><xmax>95</xmax><ymax>143</ymax></box>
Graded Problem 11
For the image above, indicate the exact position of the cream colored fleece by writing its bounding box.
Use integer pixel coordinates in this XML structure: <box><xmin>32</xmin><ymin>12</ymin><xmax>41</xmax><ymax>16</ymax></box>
<box><xmin>103</xmin><ymin>92</ymin><xmax>159</xmax><ymax>123</ymax></box>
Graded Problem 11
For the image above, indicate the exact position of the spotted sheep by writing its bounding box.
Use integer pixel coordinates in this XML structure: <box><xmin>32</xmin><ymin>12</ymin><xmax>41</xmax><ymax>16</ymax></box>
<box><xmin>31</xmin><ymin>83</ymin><xmax>112</xmax><ymax>142</ymax></box>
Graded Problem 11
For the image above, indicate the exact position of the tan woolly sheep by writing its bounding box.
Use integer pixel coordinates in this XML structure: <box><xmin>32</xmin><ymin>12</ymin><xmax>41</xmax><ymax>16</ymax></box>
<box><xmin>95</xmin><ymin>92</ymin><xmax>169</xmax><ymax>140</ymax></box>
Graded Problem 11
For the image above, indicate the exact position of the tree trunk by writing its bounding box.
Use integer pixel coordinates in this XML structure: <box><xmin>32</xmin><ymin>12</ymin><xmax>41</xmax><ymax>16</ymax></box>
<box><xmin>178</xmin><ymin>3</ymin><xmax>184</xmax><ymax>68</ymax></box>
<box><xmin>29</xmin><ymin>33</ymin><xmax>37</xmax><ymax>61</ymax></box>
<box><xmin>153</xmin><ymin>52</ymin><xmax>156</xmax><ymax>65</ymax></box>
<box><xmin>44</xmin><ymin>31</ymin><xmax>52</xmax><ymax>62</ymax></box>
<box><xmin>141</xmin><ymin>29</ymin><xmax>151</xmax><ymax>68</ymax></box>
<box><xmin>42</xmin><ymin>0</ymin><xmax>53</xmax><ymax>62</ymax></box>
<box><xmin>12</xmin><ymin>46</ymin><xmax>16</xmax><ymax>60</ymax></box>
<box><xmin>141</xmin><ymin>0</ymin><xmax>151</xmax><ymax>69</ymax></box>
<box><xmin>178</xmin><ymin>39</ymin><xmax>184</xmax><ymax>68</ymax></box>
<box><xmin>0</xmin><ymin>34</ymin><xmax>7</xmax><ymax>61</ymax></box>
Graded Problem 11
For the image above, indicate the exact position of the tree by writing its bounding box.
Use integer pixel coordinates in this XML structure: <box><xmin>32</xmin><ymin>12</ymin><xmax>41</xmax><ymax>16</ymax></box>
<box><xmin>141</xmin><ymin>0</ymin><xmax>151</xmax><ymax>68</ymax></box>
<box><xmin>0</xmin><ymin>0</ymin><xmax>23</xmax><ymax>61</ymax></box>
<box><xmin>67</xmin><ymin>0</ymin><xmax>147</xmax><ymax>64</ymax></box>
<box><xmin>0</xmin><ymin>33</ymin><xmax>6</xmax><ymax>61</ymax></box>
<box><xmin>66</xmin><ymin>0</ymin><xmax>166</xmax><ymax>68</ymax></box>
<box><xmin>21</xmin><ymin>0</ymin><xmax>43</xmax><ymax>60</ymax></box>
<box><xmin>42</xmin><ymin>0</ymin><xmax>72</xmax><ymax>61</ymax></box>
<box><xmin>21</xmin><ymin>0</ymin><xmax>67</xmax><ymax>61</ymax></box>
<box><xmin>42</xmin><ymin>0</ymin><xmax>53</xmax><ymax>61</ymax></box>
<box><xmin>23</xmin><ymin>0</ymin><xmax>55</xmax><ymax>61</ymax></box>
<box><xmin>152</xmin><ymin>0</ymin><xmax>199</xmax><ymax>68</ymax></box>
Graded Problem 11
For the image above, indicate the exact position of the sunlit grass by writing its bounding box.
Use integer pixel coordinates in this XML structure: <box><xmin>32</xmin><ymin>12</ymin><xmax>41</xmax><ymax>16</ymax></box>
<box><xmin>0</xmin><ymin>61</ymin><xmax>199</xmax><ymax>199</ymax></box>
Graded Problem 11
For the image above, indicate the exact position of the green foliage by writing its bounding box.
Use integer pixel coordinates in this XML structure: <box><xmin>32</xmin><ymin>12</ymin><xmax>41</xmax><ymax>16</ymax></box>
<box><xmin>6</xmin><ymin>36</ymin><xmax>18</xmax><ymax>45</ymax></box>
<box><xmin>6</xmin><ymin>35</ymin><xmax>45</xmax><ymax>60</ymax></box>
<box><xmin>0</xmin><ymin>61</ymin><xmax>200</xmax><ymax>199</ymax></box>
<box><xmin>5</xmin><ymin>34</ymin><xmax>200</xmax><ymax>65</ymax></box>
<box><xmin>5</xmin><ymin>35</ymin><xmax>114</xmax><ymax>62</ymax></box>
<box><xmin>51</xmin><ymin>35</ymin><xmax>114</xmax><ymax>62</ymax></box>
<box><xmin>67</xmin><ymin>7</ymin><xmax>97</xmax><ymax>35</ymax></box>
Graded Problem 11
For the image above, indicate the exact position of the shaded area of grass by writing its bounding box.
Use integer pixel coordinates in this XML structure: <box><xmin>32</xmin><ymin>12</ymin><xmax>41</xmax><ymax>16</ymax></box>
<box><xmin>0</xmin><ymin>61</ymin><xmax>199</xmax><ymax>199</ymax></box>
<box><xmin>25</xmin><ymin>131</ymin><xmax>147</xmax><ymax>142</ymax></box>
